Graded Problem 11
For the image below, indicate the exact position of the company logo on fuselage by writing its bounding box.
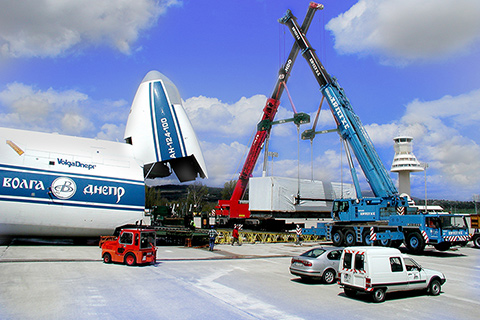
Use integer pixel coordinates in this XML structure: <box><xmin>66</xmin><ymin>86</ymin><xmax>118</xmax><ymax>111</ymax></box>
<box><xmin>2</xmin><ymin>174</ymin><xmax>126</xmax><ymax>204</ymax></box>
<box><xmin>57</xmin><ymin>158</ymin><xmax>96</xmax><ymax>170</ymax></box>
<box><xmin>51</xmin><ymin>177</ymin><xmax>76</xmax><ymax>199</ymax></box>
<box><xmin>3</xmin><ymin>177</ymin><xmax>45</xmax><ymax>190</ymax></box>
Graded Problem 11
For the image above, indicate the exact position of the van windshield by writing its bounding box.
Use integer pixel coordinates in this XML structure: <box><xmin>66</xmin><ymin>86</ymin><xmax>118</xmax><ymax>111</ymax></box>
<box><xmin>404</xmin><ymin>257</ymin><xmax>422</xmax><ymax>271</ymax></box>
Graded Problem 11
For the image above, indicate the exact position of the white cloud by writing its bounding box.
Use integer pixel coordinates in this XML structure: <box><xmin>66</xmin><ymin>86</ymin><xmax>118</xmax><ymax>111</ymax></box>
<box><xmin>184</xmin><ymin>95</ymin><xmax>267</xmax><ymax>137</ymax></box>
<box><xmin>326</xmin><ymin>0</ymin><xmax>480</xmax><ymax>65</ymax></box>
<box><xmin>96</xmin><ymin>123</ymin><xmax>126</xmax><ymax>141</ymax></box>
<box><xmin>364</xmin><ymin>88</ymin><xmax>480</xmax><ymax>199</ymax></box>
<box><xmin>0</xmin><ymin>0</ymin><xmax>181</xmax><ymax>58</ymax></box>
<box><xmin>200</xmin><ymin>140</ymin><xmax>249</xmax><ymax>187</ymax></box>
<box><xmin>0</xmin><ymin>82</ymin><xmax>128</xmax><ymax>138</ymax></box>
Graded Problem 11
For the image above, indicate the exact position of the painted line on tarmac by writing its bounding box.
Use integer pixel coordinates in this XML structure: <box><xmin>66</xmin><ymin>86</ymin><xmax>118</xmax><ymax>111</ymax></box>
<box><xmin>0</xmin><ymin>254</ymin><xmax>292</xmax><ymax>263</ymax></box>
<box><xmin>157</xmin><ymin>254</ymin><xmax>292</xmax><ymax>262</ymax></box>
<box><xmin>0</xmin><ymin>259</ymin><xmax>101</xmax><ymax>263</ymax></box>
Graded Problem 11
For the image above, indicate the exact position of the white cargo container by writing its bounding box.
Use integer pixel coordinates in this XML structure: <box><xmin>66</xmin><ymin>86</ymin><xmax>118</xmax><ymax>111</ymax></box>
<box><xmin>249</xmin><ymin>176</ymin><xmax>354</xmax><ymax>213</ymax></box>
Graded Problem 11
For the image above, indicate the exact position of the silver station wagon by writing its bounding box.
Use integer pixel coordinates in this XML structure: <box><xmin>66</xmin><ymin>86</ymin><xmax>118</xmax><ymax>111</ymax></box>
<box><xmin>290</xmin><ymin>247</ymin><xmax>343</xmax><ymax>284</ymax></box>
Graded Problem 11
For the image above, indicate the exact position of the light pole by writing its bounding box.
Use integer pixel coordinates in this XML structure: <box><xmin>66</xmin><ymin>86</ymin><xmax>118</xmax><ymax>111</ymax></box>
<box><xmin>473</xmin><ymin>194</ymin><xmax>480</xmax><ymax>214</ymax></box>
<box><xmin>421</xmin><ymin>162</ymin><xmax>429</xmax><ymax>213</ymax></box>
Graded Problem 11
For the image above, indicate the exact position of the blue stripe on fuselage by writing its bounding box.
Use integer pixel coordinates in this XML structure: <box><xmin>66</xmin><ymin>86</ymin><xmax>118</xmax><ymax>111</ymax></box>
<box><xmin>151</xmin><ymin>81</ymin><xmax>184</xmax><ymax>161</ymax></box>
<box><xmin>0</xmin><ymin>166</ymin><xmax>145</xmax><ymax>210</ymax></box>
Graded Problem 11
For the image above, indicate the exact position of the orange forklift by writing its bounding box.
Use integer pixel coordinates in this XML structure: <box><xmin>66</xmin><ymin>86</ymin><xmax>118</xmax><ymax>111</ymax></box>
<box><xmin>101</xmin><ymin>228</ymin><xmax>157</xmax><ymax>266</ymax></box>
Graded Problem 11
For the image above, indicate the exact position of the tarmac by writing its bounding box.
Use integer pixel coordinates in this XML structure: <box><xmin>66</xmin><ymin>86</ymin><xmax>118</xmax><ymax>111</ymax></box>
<box><xmin>0</xmin><ymin>240</ymin><xmax>312</xmax><ymax>263</ymax></box>
<box><xmin>1</xmin><ymin>240</ymin><xmax>479</xmax><ymax>320</ymax></box>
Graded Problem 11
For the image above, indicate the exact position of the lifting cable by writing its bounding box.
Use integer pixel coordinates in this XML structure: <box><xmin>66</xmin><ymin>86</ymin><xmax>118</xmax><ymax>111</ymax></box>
<box><xmin>282</xmin><ymin>82</ymin><xmax>301</xmax><ymax>201</ymax></box>
<box><xmin>282</xmin><ymin>82</ymin><xmax>298</xmax><ymax>114</ymax></box>
<box><xmin>310</xmin><ymin>96</ymin><xmax>325</xmax><ymax>180</ymax></box>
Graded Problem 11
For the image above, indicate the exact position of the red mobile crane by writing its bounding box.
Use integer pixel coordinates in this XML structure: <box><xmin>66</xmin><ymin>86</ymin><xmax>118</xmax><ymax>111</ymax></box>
<box><xmin>215</xmin><ymin>3</ymin><xmax>324</xmax><ymax>223</ymax></box>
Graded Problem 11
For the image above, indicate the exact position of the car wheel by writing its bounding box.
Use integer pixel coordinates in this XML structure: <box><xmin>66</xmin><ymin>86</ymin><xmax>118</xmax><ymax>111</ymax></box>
<box><xmin>124</xmin><ymin>253</ymin><xmax>136</xmax><ymax>266</ymax></box>
<box><xmin>103</xmin><ymin>253</ymin><xmax>112</xmax><ymax>264</ymax></box>
<box><xmin>332</xmin><ymin>230</ymin><xmax>344</xmax><ymax>247</ymax></box>
<box><xmin>406</xmin><ymin>231</ymin><xmax>425</xmax><ymax>254</ymax></box>
<box><xmin>372</xmin><ymin>288</ymin><xmax>386</xmax><ymax>303</ymax></box>
<box><xmin>322</xmin><ymin>269</ymin><xmax>336</xmax><ymax>284</ymax></box>
<box><xmin>429</xmin><ymin>279</ymin><xmax>441</xmax><ymax>296</ymax></box>
<box><xmin>344</xmin><ymin>229</ymin><xmax>356</xmax><ymax>246</ymax></box>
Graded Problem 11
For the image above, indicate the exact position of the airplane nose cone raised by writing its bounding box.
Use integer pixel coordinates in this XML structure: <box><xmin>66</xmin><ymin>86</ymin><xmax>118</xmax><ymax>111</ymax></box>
<box><xmin>142</xmin><ymin>70</ymin><xmax>168</xmax><ymax>83</ymax></box>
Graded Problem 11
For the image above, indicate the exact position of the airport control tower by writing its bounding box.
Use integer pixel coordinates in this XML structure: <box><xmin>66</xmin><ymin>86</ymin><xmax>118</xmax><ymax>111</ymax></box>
<box><xmin>390</xmin><ymin>136</ymin><xmax>423</xmax><ymax>196</ymax></box>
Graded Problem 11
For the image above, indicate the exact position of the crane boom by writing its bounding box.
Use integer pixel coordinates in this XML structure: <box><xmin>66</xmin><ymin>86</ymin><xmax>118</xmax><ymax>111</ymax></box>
<box><xmin>280</xmin><ymin>7</ymin><xmax>470</xmax><ymax>254</ymax></box>
<box><xmin>217</xmin><ymin>2</ymin><xmax>324</xmax><ymax>219</ymax></box>
<box><xmin>280</xmin><ymin>11</ymin><xmax>398</xmax><ymax>199</ymax></box>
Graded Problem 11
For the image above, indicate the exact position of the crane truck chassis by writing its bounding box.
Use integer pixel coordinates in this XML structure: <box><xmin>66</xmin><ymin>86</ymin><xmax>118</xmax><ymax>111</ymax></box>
<box><xmin>279</xmin><ymin>8</ymin><xmax>471</xmax><ymax>254</ymax></box>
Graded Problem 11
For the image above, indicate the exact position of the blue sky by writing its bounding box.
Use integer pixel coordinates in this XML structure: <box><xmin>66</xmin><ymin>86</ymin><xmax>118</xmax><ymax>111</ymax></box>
<box><xmin>0</xmin><ymin>0</ymin><xmax>479</xmax><ymax>201</ymax></box>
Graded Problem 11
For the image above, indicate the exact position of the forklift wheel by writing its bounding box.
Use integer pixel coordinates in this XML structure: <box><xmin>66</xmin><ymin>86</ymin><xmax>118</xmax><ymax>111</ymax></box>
<box><xmin>103</xmin><ymin>253</ymin><xmax>112</xmax><ymax>264</ymax></box>
<box><xmin>124</xmin><ymin>253</ymin><xmax>136</xmax><ymax>266</ymax></box>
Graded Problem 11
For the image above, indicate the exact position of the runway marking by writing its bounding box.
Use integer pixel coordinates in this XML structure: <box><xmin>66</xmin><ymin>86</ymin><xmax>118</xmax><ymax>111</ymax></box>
<box><xmin>193</xmin><ymin>267</ymin><xmax>304</xmax><ymax>320</ymax></box>
<box><xmin>441</xmin><ymin>293</ymin><xmax>480</xmax><ymax>306</ymax></box>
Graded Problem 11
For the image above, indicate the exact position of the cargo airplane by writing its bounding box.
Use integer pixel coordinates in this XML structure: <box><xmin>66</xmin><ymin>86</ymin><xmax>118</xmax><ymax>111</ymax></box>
<box><xmin>0</xmin><ymin>71</ymin><xmax>207</xmax><ymax>242</ymax></box>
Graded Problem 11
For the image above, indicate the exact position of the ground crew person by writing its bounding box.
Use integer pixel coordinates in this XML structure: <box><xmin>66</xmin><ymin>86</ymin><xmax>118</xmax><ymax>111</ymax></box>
<box><xmin>208</xmin><ymin>225</ymin><xmax>218</xmax><ymax>251</ymax></box>
<box><xmin>231</xmin><ymin>225</ymin><xmax>241</xmax><ymax>246</ymax></box>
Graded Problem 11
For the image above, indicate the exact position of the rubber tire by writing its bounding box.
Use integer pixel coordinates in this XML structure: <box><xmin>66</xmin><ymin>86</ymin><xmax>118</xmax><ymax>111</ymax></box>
<box><xmin>124</xmin><ymin>253</ymin><xmax>136</xmax><ymax>266</ymax></box>
<box><xmin>332</xmin><ymin>230</ymin><xmax>344</xmax><ymax>247</ymax></box>
<box><xmin>362</xmin><ymin>231</ymin><xmax>374</xmax><ymax>246</ymax></box>
<box><xmin>429</xmin><ymin>279</ymin><xmax>441</xmax><ymax>296</ymax></box>
<box><xmin>472</xmin><ymin>235</ymin><xmax>480</xmax><ymax>248</ymax></box>
<box><xmin>103</xmin><ymin>253</ymin><xmax>112</xmax><ymax>264</ymax></box>
<box><xmin>344</xmin><ymin>229</ymin><xmax>356</xmax><ymax>246</ymax></box>
<box><xmin>406</xmin><ymin>231</ymin><xmax>425</xmax><ymax>254</ymax></box>
<box><xmin>322</xmin><ymin>269</ymin><xmax>336</xmax><ymax>284</ymax></box>
<box><xmin>372</xmin><ymin>288</ymin><xmax>386</xmax><ymax>303</ymax></box>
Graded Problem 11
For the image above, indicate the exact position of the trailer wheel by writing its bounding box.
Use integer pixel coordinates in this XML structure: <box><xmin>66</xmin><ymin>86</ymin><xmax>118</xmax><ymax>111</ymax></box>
<box><xmin>332</xmin><ymin>230</ymin><xmax>344</xmax><ymax>247</ymax></box>
<box><xmin>372</xmin><ymin>288</ymin><xmax>386</xmax><ymax>303</ymax></box>
<box><xmin>103</xmin><ymin>253</ymin><xmax>112</xmax><ymax>264</ymax></box>
<box><xmin>473</xmin><ymin>234</ymin><xmax>480</xmax><ymax>248</ymax></box>
<box><xmin>428</xmin><ymin>279</ymin><xmax>441</xmax><ymax>296</ymax></box>
<box><xmin>406</xmin><ymin>231</ymin><xmax>425</xmax><ymax>254</ymax></box>
<box><xmin>124</xmin><ymin>253</ymin><xmax>136</xmax><ymax>266</ymax></box>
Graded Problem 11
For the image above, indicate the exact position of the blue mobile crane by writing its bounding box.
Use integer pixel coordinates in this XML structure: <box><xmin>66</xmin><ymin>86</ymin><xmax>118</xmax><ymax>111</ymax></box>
<box><xmin>279</xmin><ymin>9</ymin><xmax>470</xmax><ymax>253</ymax></box>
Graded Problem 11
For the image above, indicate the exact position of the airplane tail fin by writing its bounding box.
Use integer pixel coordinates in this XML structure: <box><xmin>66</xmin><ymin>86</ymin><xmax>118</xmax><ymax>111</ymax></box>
<box><xmin>124</xmin><ymin>71</ymin><xmax>207</xmax><ymax>182</ymax></box>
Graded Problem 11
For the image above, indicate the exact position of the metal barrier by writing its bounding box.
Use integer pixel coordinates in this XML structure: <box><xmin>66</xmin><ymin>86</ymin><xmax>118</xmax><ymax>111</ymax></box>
<box><xmin>215</xmin><ymin>229</ymin><xmax>322</xmax><ymax>244</ymax></box>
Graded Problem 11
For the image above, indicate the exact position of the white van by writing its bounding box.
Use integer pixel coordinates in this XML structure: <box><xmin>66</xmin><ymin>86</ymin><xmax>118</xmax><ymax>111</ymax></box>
<box><xmin>338</xmin><ymin>247</ymin><xmax>446</xmax><ymax>302</ymax></box>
